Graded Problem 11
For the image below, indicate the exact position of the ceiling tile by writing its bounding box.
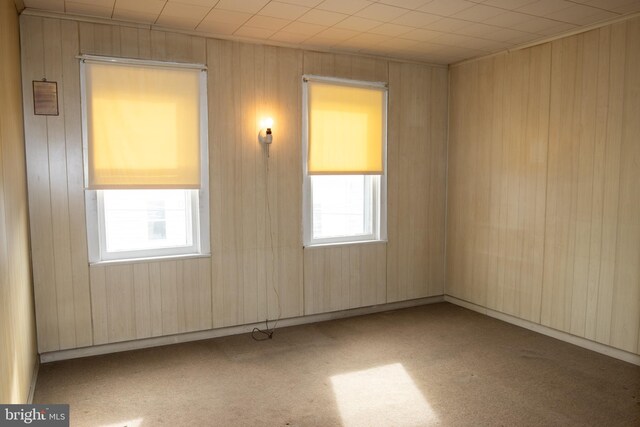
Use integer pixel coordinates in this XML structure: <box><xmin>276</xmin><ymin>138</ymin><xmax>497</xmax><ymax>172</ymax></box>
<box><xmin>513</xmin><ymin>16</ymin><xmax>571</xmax><ymax>33</ymax></box>
<box><xmin>612</xmin><ymin>3</ymin><xmax>640</xmax><ymax>13</ymax></box>
<box><xmin>368</xmin><ymin>22</ymin><xmax>413</xmax><ymax>36</ymax></box>
<box><xmin>338</xmin><ymin>32</ymin><xmax>389</xmax><ymax>48</ymax></box>
<box><xmin>481</xmin><ymin>0</ymin><xmax>537</xmax><ymax>10</ymax></box>
<box><xmin>156</xmin><ymin>2</ymin><xmax>211</xmax><ymax>29</ymax></box>
<box><xmin>281</xmin><ymin>20</ymin><xmax>327</xmax><ymax>35</ymax></box>
<box><xmin>544</xmin><ymin>4</ymin><xmax>617</xmax><ymax>25</ymax></box>
<box><xmin>298</xmin><ymin>8</ymin><xmax>348</xmax><ymax>25</ymax></box>
<box><xmin>581</xmin><ymin>0</ymin><xmax>635</xmax><ymax>8</ymax></box>
<box><xmin>278</xmin><ymin>0</ymin><xmax>323</xmax><ymax>6</ymax></box>
<box><xmin>400</xmin><ymin>28</ymin><xmax>442</xmax><ymax>42</ymax></box>
<box><xmin>516</xmin><ymin>0</ymin><xmax>574</xmax><ymax>16</ymax></box>
<box><xmin>269</xmin><ymin>30</ymin><xmax>309</xmax><ymax>43</ymax></box>
<box><xmin>65</xmin><ymin>1</ymin><xmax>113</xmax><ymax>17</ymax></box>
<box><xmin>197</xmin><ymin>20</ymin><xmax>244</xmax><ymax>34</ymax></box>
<box><xmin>378</xmin><ymin>37</ymin><xmax>421</xmax><ymax>50</ymax></box>
<box><xmin>234</xmin><ymin>25</ymin><xmax>277</xmax><ymax>38</ymax></box>
<box><xmin>391</xmin><ymin>10</ymin><xmax>441</xmax><ymax>27</ymax></box>
<box><xmin>114</xmin><ymin>0</ymin><xmax>165</xmax><ymax>15</ymax></box>
<box><xmin>112</xmin><ymin>8</ymin><xmax>158</xmax><ymax>23</ymax></box>
<box><xmin>200</xmin><ymin>8</ymin><xmax>252</xmax><ymax>25</ymax></box>
<box><xmin>244</xmin><ymin>15</ymin><xmax>291</xmax><ymax>31</ymax></box>
<box><xmin>243</xmin><ymin>15</ymin><xmax>291</xmax><ymax>30</ymax></box>
<box><xmin>70</xmin><ymin>0</ymin><xmax>115</xmax><ymax>8</ymax></box>
<box><xmin>481</xmin><ymin>27</ymin><xmax>536</xmax><ymax>42</ymax></box>
<box><xmin>453</xmin><ymin>22</ymin><xmax>500</xmax><ymax>37</ymax></box>
<box><xmin>430</xmin><ymin>33</ymin><xmax>506</xmax><ymax>51</ymax></box>
<box><xmin>452</xmin><ymin>4</ymin><xmax>506</xmax><ymax>22</ymax></box>
<box><xmin>355</xmin><ymin>3</ymin><xmax>408</xmax><ymax>21</ymax></box>
<box><xmin>502</xmin><ymin>32</ymin><xmax>540</xmax><ymax>45</ymax></box>
<box><xmin>315</xmin><ymin>27</ymin><xmax>359</xmax><ymax>41</ymax></box>
<box><xmin>377</xmin><ymin>0</ymin><xmax>432</xmax><ymax>9</ymax></box>
<box><xmin>534</xmin><ymin>21</ymin><xmax>577</xmax><ymax>35</ymax></box>
<box><xmin>483</xmin><ymin>11</ymin><xmax>533</xmax><ymax>27</ymax></box>
<box><xmin>302</xmin><ymin>36</ymin><xmax>339</xmax><ymax>48</ymax></box>
<box><xmin>426</xmin><ymin>17</ymin><xmax>470</xmax><ymax>32</ymax></box>
<box><xmin>258</xmin><ymin>2</ymin><xmax>310</xmax><ymax>20</ymax></box>
<box><xmin>418</xmin><ymin>0</ymin><xmax>476</xmax><ymax>16</ymax></box>
<box><xmin>215</xmin><ymin>0</ymin><xmax>270</xmax><ymax>14</ymax></box>
<box><xmin>316</xmin><ymin>0</ymin><xmax>372</xmax><ymax>15</ymax></box>
<box><xmin>24</xmin><ymin>0</ymin><xmax>64</xmax><ymax>11</ymax></box>
<box><xmin>166</xmin><ymin>0</ymin><xmax>219</xmax><ymax>6</ymax></box>
<box><xmin>334</xmin><ymin>16</ymin><xmax>380</xmax><ymax>31</ymax></box>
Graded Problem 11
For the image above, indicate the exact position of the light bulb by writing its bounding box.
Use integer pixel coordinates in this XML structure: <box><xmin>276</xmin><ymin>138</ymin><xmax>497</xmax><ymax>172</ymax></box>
<box><xmin>261</xmin><ymin>117</ymin><xmax>274</xmax><ymax>129</ymax></box>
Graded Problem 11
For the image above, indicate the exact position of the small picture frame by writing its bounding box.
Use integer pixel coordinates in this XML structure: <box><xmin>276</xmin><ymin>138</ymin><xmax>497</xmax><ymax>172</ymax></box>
<box><xmin>33</xmin><ymin>80</ymin><xmax>59</xmax><ymax>116</ymax></box>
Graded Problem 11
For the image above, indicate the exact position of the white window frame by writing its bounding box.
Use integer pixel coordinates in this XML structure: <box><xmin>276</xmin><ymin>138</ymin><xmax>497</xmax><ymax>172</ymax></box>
<box><xmin>302</xmin><ymin>75</ymin><xmax>388</xmax><ymax>247</ymax></box>
<box><xmin>80</xmin><ymin>55</ymin><xmax>210</xmax><ymax>264</ymax></box>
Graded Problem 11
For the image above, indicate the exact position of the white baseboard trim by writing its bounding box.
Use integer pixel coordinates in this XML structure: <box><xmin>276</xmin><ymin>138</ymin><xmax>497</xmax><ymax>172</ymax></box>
<box><xmin>27</xmin><ymin>357</ymin><xmax>39</xmax><ymax>403</ymax></box>
<box><xmin>40</xmin><ymin>295</ymin><xmax>445</xmax><ymax>363</ymax></box>
<box><xmin>444</xmin><ymin>295</ymin><xmax>640</xmax><ymax>366</ymax></box>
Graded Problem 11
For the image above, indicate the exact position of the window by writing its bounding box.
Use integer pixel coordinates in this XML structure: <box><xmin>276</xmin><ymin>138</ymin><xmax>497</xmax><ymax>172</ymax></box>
<box><xmin>303</xmin><ymin>75</ymin><xmax>387</xmax><ymax>246</ymax></box>
<box><xmin>81</xmin><ymin>56</ymin><xmax>209</xmax><ymax>263</ymax></box>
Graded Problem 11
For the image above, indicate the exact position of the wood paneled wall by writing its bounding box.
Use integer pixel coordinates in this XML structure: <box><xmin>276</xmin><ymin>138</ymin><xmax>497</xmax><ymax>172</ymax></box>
<box><xmin>0</xmin><ymin>0</ymin><xmax>37</xmax><ymax>403</ymax></box>
<box><xmin>302</xmin><ymin>53</ymin><xmax>448</xmax><ymax>314</ymax></box>
<box><xmin>447</xmin><ymin>16</ymin><xmax>640</xmax><ymax>355</ymax></box>
<box><xmin>387</xmin><ymin>61</ymin><xmax>447</xmax><ymax>302</ymax></box>
<box><xmin>20</xmin><ymin>16</ymin><xmax>448</xmax><ymax>353</ymax></box>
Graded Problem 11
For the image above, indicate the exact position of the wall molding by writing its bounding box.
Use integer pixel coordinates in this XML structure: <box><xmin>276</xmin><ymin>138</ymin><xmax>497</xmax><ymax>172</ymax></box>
<box><xmin>40</xmin><ymin>296</ymin><xmax>444</xmax><ymax>363</ymax></box>
<box><xmin>18</xmin><ymin>8</ymin><xmax>447</xmax><ymax>69</ymax></box>
<box><xmin>451</xmin><ymin>11</ymin><xmax>640</xmax><ymax>68</ymax></box>
<box><xmin>445</xmin><ymin>296</ymin><xmax>640</xmax><ymax>366</ymax></box>
<box><xmin>27</xmin><ymin>358</ymin><xmax>39</xmax><ymax>404</ymax></box>
<box><xmin>39</xmin><ymin>294</ymin><xmax>640</xmax><ymax>366</ymax></box>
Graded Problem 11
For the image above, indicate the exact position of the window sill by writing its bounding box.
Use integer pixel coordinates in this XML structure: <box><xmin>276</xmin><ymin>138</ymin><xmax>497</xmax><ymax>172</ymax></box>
<box><xmin>89</xmin><ymin>252</ymin><xmax>211</xmax><ymax>267</ymax></box>
<box><xmin>303</xmin><ymin>240</ymin><xmax>387</xmax><ymax>249</ymax></box>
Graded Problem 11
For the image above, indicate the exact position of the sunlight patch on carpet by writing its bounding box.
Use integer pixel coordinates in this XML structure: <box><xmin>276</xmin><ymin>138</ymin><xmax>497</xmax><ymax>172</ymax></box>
<box><xmin>330</xmin><ymin>363</ymin><xmax>438</xmax><ymax>427</ymax></box>
<box><xmin>99</xmin><ymin>417</ymin><xmax>144</xmax><ymax>427</ymax></box>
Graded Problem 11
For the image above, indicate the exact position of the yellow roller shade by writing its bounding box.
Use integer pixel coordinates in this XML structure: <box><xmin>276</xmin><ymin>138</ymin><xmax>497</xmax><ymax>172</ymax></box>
<box><xmin>307</xmin><ymin>80</ymin><xmax>386</xmax><ymax>174</ymax></box>
<box><xmin>85</xmin><ymin>61</ymin><xmax>201</xmax><ymax>189</ymax></box>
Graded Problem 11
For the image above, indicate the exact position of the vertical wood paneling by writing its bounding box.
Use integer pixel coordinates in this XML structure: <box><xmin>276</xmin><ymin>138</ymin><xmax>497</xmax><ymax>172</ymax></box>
<box><xmin>89</xmin><ymin>258</ymin><xmax>214</xmax><ymax>344</ymax></box>
<box><xmin>208</xmin><ymin>40</ymin><xmax>303</xmax><ymax>328</ymax></box>
<box><xmin>302</xmin><ymin>52</ymin><xmax>393</xmax><ymax>314</ymax></box>
<box><xmin>21</xmin><ymin>15</ymin><xmax>59</xmax><ymax>352</ymax></box>
<box><xmin>21</xmin><ymin>15</ymin><xmax>94</xmax><ymax>351</ymax></box>
<box><xmin>24</xmin><ymin>18</ymin><xmax>447</xmax><ymax>351</ymax></box>
<box><xmin>448</xmin><ymin>17</ymin><xmax>640</xmax><ymax>355</ymax></box>
<box><xmin>89</xmin><ymin>265</ymin><xmax>107</xmax><ymax>345</ymax></box>
<box><xmin>0</xmin><ymin>0</ymin><xmax>37</xmax><ymax>403</ymax></box>
<box><xmin>304</xmin><ymin>243</ymin><xmax>387</xmax><ymax>315</ymax></box>
<box><xmin>448</xmin><ymin>45</ymin><xmax>550</xmax><ymax>324</ymax></box>
<box><xmin>543</xmin><ymin>19</ymin><xmax>640</xmax><ymax>354</ymax></box>
<box><xmin>61</xmin><ymin>19</ymin><xmax>93</xmax><ymax>348</ymax></box>
<box><xmin>387</xmin><ymin>62</ymin><xmax>448</xmax><ymax>302</ymax></box>
<box><xmin>610</xmin><ymin>17</ymin><xmax>640</xmax><ymax>353</ymax></box>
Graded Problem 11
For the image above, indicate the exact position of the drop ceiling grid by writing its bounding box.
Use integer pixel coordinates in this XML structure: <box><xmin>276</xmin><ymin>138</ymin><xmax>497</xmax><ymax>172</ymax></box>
<box><xmin>20</xmin><ymin>0</ymin><xmax>640</xmax><ymax>63</ymax></box>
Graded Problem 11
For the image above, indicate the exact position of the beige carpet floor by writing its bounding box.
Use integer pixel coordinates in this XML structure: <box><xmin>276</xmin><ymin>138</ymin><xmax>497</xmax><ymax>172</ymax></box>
<box><xmin>34</xmin><ymin>303</ymin><xmax>640</xmax><ymax>426</ymax></box>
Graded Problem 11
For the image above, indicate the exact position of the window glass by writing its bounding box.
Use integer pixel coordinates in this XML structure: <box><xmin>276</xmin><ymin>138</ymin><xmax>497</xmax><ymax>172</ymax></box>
<box><xmin>101</xmin><ymin>190</ymin><xmax>194</xmax><ymax>253</ymax></box>
<box><xmin>311</xmin><ymin>175</ymin><xmax>373</xmax><ymax>240</ymax></box>
<box><xmin>303</xmin><ymin>76</ymin><xmax>387</xmax><ymax>246</ymax></box>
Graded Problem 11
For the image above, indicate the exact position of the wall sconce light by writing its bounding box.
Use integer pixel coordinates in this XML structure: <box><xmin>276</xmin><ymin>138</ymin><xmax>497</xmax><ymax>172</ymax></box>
<box><xmin>258</xmin><ymin>117</ymin><xmax>273</xmax><ymax>145</ymax></box>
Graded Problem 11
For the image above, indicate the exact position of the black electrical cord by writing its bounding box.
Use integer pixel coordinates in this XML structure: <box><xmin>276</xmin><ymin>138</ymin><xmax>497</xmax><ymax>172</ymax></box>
<box><xmin>251</xmin><ymin>319</ymin><xmax>275</xmax><ymax>341</ymax></box>
<box><xmin>251</xmin><ymin>139</ymin><xmax>282</xmax><ymax>342</ymax></box>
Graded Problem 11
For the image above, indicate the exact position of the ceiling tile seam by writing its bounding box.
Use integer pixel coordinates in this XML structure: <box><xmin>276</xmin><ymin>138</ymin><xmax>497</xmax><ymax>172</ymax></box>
<box><xmin>154</xmin><ymin>1</ymin><xmax>169</xmax><ymax>26</ymax></box>
<box><xmin>563</xmin><ymin>0</ymin><xmax>626</xmax><ymax>14</ymax></box>
<box><xmin>226</xmin><ymin>0</ymin><xmax>296</xmax><ymax>37</ymax></box>
<box><xmin>450</xmin><ymin>10</ymin><xmax>640</xmax><ymax>68</ymax></box>
<box><xmin>192</xmin><ymin>0</ymin><xmax>220</xmax><ymax>32</ymax></box>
